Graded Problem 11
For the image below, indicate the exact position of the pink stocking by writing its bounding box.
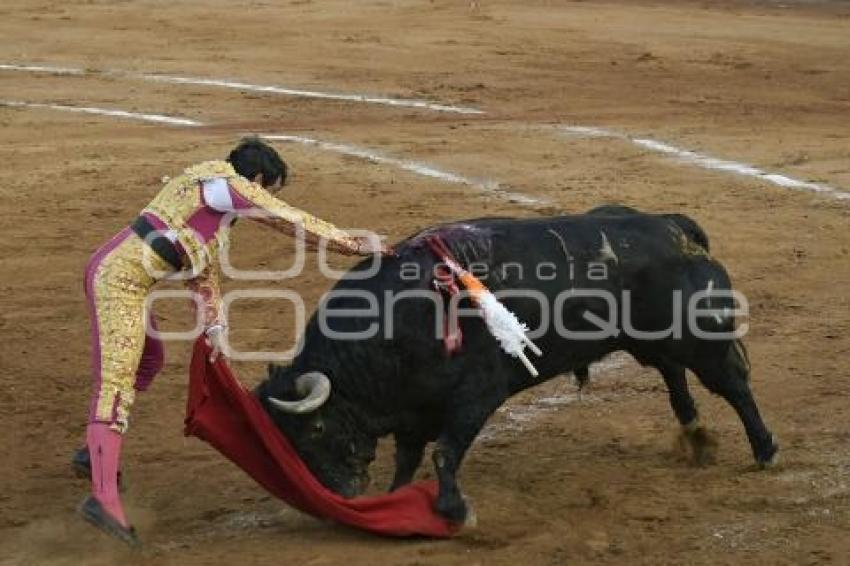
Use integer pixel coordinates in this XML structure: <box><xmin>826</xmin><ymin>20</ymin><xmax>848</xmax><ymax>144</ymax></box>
<box><xmin>87</xmin><ymin>422</ymin><xmax>129</xmax><ymax>527</ymax></box>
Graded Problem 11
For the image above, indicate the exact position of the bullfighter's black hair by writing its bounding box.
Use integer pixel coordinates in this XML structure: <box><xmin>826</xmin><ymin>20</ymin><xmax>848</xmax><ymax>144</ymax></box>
<box><xmin>227</xmin><ymin>137</ymin><xmax>288</xmax><ymax>188</ymax></box>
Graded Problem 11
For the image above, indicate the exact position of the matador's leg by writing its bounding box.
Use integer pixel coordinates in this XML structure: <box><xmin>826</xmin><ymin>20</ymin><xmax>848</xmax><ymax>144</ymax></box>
<box><xmin>79</xmin><ymin>230</ymin><xmax>152</xmax><ymax>544</ymax></box>
<box><xmin>133</xmin><ymin>312</ymin><xmax>164</xmax><ymax>392</ymax></box>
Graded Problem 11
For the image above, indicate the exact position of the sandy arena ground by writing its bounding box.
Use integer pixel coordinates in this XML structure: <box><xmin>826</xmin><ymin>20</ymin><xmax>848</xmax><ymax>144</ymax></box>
<box><xmin>1</xmin><ymin>1</ymin><xmax>849</xmax><ymax>564</ymax></box>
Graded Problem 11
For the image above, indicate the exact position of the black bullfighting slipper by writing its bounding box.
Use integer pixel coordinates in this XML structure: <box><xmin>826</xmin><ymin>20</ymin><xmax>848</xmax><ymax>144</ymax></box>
<box><xmin>79</xmin><ymin>496</ymin><xmax>140</xmax><ymax>547</ymax></box>
<box><xmin>72</xmin><ymin>447</ymin><xmax>124</xmax><ymax>489</ymax></box>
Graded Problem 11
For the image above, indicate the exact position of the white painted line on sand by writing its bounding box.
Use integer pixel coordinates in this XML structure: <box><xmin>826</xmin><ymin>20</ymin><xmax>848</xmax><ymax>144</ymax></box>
<box><xmin>478</xmin><ymin>353</ymin><xmax>634</xmax><ymax>441</ymax></box>
<box><xmin>1</xmin><ymin>97</ymin><xmax>545</xmax><ymax>205</ymax></box>
<box><xmin>262</xmin><ymin>133</ymin><xmax>551</xmax><ymax>207</ymax></box>
<box><xmin>0</xmin><ymin>63</ymin><xmax>84</xmax><ymax>75</ymax></box>
<box><xmin>141</xmin><ymin>74</ymin><xmax>484</xmax><ymax>115</ymax></box>
<box><xmin>0</xmin><ymin>100</ymin><xmax>205</xmax><ymax>127</ymax></box>
<box><xmin>561</xmin><ymin>125</ymin><xmax>621</xmax><ymax>138</ymax></box>
<box><xmin>0</xmin><ymin>61</ymin><xmax>484</xmax><ymax>115</ymax></box>
<box><xmin>561</xmin><ymin>125</ymin><xmax>850</xmax><ymax>200</ymax></box>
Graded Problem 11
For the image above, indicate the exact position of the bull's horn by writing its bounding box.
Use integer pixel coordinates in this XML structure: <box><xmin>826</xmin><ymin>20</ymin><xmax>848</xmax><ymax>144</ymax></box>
<box><xmin>268</xmin><ymin>372</ymin><xmax>331</xmax><ymax>414</ymax></box>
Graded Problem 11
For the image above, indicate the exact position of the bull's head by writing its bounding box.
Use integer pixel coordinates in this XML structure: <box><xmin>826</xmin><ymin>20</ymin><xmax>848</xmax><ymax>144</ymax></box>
<box><xmin>257</xmin><ymin>365</ymin><xmax>376</xmax><ymax>498</ymax></box>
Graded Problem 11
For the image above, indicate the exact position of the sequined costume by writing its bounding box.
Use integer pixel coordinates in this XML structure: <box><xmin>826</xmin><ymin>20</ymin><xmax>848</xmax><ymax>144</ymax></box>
<box><xmin>86</xmin><ymin>161</ymin><xmax>362</xmax><ymax>433</ymax></box>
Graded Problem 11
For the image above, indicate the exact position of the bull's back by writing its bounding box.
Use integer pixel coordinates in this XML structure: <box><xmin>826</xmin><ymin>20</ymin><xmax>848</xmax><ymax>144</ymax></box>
<box><xmin>301</xmin><ymin>211</ymin><xmax>728</xmax><ymax>411</ymax></box>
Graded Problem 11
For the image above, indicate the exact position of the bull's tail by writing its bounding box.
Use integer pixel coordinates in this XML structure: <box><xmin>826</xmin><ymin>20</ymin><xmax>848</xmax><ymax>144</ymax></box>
<box><xmin>664</xmin><ymin>214</ymin><xmax>710</xmax><ymax>252</ymax></box>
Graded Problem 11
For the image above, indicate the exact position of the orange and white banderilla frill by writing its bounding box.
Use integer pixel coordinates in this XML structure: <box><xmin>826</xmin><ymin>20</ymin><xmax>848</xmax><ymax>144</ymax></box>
<box><xmin>425</xmin><ymin>236</ymin><xmax>543</xmax><ymax>376</ymax></box>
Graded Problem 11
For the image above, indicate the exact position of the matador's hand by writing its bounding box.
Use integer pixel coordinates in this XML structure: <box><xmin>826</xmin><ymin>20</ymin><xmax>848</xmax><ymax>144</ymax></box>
<box><xmin>351</xmin><ymin>235</ymin><xmax>395</xmax><ymax>257</ymax></box>
<box><xmin>204</xmin><ymin>324</ymin><xmax>227</xmax><ymax>362</ymax></box>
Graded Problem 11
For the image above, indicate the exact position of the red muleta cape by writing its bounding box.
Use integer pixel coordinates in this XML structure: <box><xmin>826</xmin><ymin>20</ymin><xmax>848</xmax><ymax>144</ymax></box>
<box><xmin>183</xmin><ymin>338</ymin><xmax>459</xmax><ymax>537</ymax></box>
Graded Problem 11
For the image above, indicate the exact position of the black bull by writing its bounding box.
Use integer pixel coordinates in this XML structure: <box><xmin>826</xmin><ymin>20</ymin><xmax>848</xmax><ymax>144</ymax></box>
<box><xmin>256</xmin><ymin>207</ymin><xmax>778</xmax><ymax>523</ymax></box>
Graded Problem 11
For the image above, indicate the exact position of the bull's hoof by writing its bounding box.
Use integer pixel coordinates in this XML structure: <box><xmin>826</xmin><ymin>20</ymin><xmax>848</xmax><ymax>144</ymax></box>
<box><xmin>436</xmin><ymin>495</ymin><xmax>469</xmax><ymax>525</ymax></box>
<box><xmin>756</xmin><ymin>435</ymin><xmax>780</xmax><ymax>470</ymax></box>
<box><xmin>676</xmin><ymin>424</ymin><xmax>719</xmax><ymax>466</ymax></box>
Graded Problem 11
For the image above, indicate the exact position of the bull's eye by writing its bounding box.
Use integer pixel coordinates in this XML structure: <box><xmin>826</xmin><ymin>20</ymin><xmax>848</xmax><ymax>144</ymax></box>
<box><xmin>311</xmin><ymin>420</ymin><xmax>325</xmax><ymax>435</ymax></box>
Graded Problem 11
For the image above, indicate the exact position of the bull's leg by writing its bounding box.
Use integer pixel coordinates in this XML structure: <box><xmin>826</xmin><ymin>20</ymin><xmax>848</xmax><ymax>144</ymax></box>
<box><xmin>389</xmin><ymin>436</ymin><xmax>427</xmax><ymax>491</ymax></box>
<box><xmin>658</xmin><ymin>360</ymin><xmax>698</xmax><ymax>426</ymax></box>
<box><xmin>432</xmin><ymin>387</ymin><xmax>504</xmax><ymax>524</ymax></box>
<box><xmin>432</xmin><ymin>440</ymin><xmax>471</xmax><ymax>524</ymax></box>
<box><xmin>655</xmin><ymin>358</ymin><xmax>717</xmax><ymax>465</ymax></box>
<box><xmin>690</xmin><ymin>341</ymin><xmax>779</xmax><ymax>467</ymax></box>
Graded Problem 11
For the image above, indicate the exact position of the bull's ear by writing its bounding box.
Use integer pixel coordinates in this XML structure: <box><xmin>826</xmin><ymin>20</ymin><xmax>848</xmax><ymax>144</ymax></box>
<box><xmin>267</xmin><ymin>363</ymin><xmax>276</xmax><ymax>376</ymax></box>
